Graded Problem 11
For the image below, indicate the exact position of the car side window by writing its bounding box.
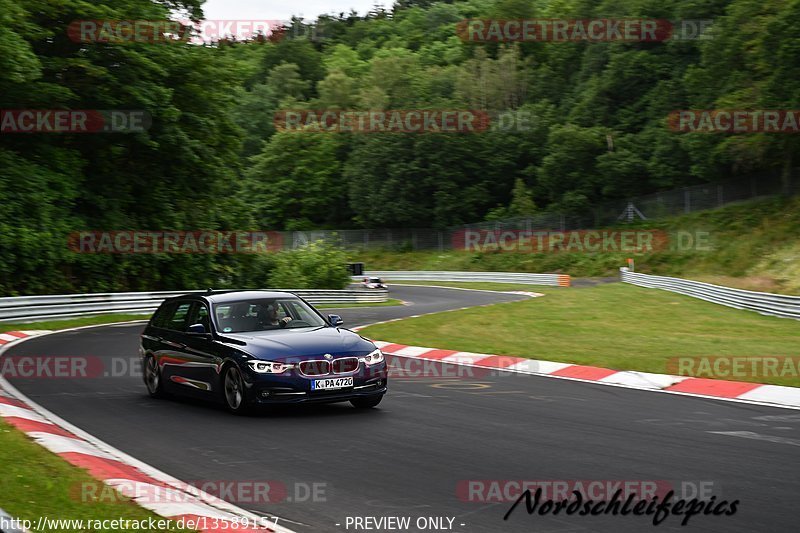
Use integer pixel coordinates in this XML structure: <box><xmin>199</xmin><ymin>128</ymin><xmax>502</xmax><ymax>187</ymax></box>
<box><xmin>194</xmin><ymin>303</ymin><xmax>211</xmax><ymax>332</ymax></box>
<box><xmin>214</xmin><ymin>304</ymin><xmax>235</xmax><ymax>333</ymax></box>
<box><xmin>275</xmin><ymin>302</ymin><xmax>290</xmax><ymax>320</ymax></box>
<box><xmin>285</xmin><ymin>300</ymin><xmax>316</xmax><ymax>323</ymax></box>
<box><xmin>165</xmin><ymin>302</ymin><xmax>192</xmax><ymax>331</ymax></box>
<box><xmin>151</xmin><ymin>303</ymin><xmax>175</xmax><ymax>328</ymax></box>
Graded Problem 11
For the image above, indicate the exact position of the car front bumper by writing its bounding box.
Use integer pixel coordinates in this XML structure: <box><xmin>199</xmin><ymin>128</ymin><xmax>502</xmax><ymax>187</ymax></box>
<box><xmin>244</xmin><ymin>364</ymin><xmax>388</xmax><ymax>405</ymax></box>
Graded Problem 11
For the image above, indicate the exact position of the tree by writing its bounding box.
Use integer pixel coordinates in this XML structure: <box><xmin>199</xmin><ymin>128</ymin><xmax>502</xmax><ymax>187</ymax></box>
<box><xmin>536</xmin><ymin>125</ymin><xmax>609</xmax><ymax>211</ymax></box>
<box><xmin>508</xmin><ymin>178</ymin><xmax>538</xmax><ymax>216</ymax></box>
<box><xmin>266</xmin><ymin>62</ymin><xmax>311</xmax><ymax>101</ymax></box>
<box><xmin>245</xmin><ymin>131</ymin><xmax>348</xmax><ymax>229</ymax></box>
<box><xmin>317</xmin><ymin>69</ymin><xmax>360</xmax><ymax>108</ymax></box>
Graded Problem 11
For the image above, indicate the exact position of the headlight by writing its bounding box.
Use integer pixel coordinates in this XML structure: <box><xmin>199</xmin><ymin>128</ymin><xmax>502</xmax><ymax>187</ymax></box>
<box><xmin>247</xmin><ymin>360</ymin><xmax>293</xmax><ymax>374</ymax></box>
<box><xmin>360</xmin><ymin>348</ymin><xmax>384</xmax><ymax>366</ymax></box>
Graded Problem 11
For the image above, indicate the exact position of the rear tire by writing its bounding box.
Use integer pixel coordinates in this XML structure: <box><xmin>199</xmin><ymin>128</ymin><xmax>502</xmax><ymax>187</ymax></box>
<box><xmin>222</xmin><ymin>365</ymin><xmax>250</xmax><ymax>414</ymax></box>
<box><xmin>350</xmin><ymin>395</ymin><xmax>383</xmax><ymax>409</ymax></box>
<box><xmin>144</xmin><ymin>356</ymin><xmax>166</xmax><ymax>398</ymax></box>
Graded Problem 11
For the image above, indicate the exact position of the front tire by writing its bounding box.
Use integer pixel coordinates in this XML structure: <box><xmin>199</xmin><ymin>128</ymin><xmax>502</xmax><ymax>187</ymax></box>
<box><xmin>144</xmin><ymin>356</ymin><xmax>166</xmax><ymax>398</ymax></box>
<box><xmin>222</xmin><ymin>365</ymin><xmax>250</xmax><ymax>414</ymax></box>
<box><xmin>350</xmin><ymin>395</ymin><xmax>383</xmax><ymax>409</ymax></box>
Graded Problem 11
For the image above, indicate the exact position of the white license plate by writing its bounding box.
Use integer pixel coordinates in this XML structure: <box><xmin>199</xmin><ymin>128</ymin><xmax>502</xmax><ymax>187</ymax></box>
<box><xmin>311</xmin><ymin>377</ymin><xmax>354</xmax><ymax>390</ymax></box>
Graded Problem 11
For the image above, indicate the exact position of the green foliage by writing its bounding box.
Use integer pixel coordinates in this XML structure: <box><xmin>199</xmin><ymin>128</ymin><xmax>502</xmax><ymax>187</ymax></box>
<box><xmin>237</xmin><ymin>0</ymin><xmax>797</xmax><ymax>230</ymax></box>
<box><xmin>0</xmin><ymin>0</ymin><xmax>246</xmax><ymax>294</ymax></box>
<box><xmin>268</xmin><ymin>241</ymin><xmax>352</xmax><ymax>289</ymax></box>
<box><xmin>1</xmin><ymin>0</ymin><xmax>798</xmax><ymax>294</ymax></box>
<box><xmin>246</xmin><ymin>131</ymin><xmax>347</xmax><ymax>229</ymax></box>
<box><xmin>508</xmin><ymin>178</ymin><xmax>538</xmax><ymax>216</ymax></box>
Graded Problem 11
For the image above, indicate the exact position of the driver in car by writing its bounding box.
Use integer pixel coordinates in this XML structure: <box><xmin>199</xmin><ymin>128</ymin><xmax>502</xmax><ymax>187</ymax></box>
<box><xmin>258</xmin><ymin>303</ymin><xmax>292</xmax><ymax>328</ymax></box>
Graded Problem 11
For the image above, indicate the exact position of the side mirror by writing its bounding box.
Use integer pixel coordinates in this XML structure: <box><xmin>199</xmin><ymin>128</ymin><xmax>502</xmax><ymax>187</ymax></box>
<box><xmin>186</xmin><ymin>323</ymin><xmax>208</xmax><ymax>335</ymax></box>
<box><xmin>328</xmin><ymin>314</ymin><xmax>344</xmax><ymax>327</ymax></box>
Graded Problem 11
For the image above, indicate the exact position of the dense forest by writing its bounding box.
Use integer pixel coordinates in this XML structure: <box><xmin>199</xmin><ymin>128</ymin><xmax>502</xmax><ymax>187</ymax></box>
<box><xmin>1</xmin><ymin>0</ymin><xmax>798</xmax><ymax>293</ymax></box>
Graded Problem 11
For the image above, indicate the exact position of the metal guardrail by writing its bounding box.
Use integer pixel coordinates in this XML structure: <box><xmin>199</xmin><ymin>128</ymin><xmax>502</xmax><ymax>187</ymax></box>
<box><xmin>620</xmin><ymin>268</ymin><xmax>800</xmax><ymax>320</ymax></box>
<box><xmin>0</xmin><ymin>289</ymin><xmax>388</xmax><ymax>323</ymax></box>
<box><xmin>354</xmin><ymin>271</ymin><xmax>571</xmax><ymax>287</ymax></box>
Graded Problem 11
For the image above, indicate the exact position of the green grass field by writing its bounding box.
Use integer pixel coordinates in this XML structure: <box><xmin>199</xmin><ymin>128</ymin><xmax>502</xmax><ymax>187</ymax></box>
<box><xmin>0</xmin><ymin>419</ymin><xmax>193</xmax><ymax>532</ymax></box>
<box><xmin>362</xmin><ymin>282</ymin><xmax>800</xmax><ymax>387</ymax></box>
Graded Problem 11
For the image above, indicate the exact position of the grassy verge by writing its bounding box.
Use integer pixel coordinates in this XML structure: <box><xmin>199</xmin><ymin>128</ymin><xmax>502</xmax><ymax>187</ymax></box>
<box><xmin>0</xmin><ymin>419</ymin><xmax>193</xmax><ymax>531</ymax></box>
<box><xmin>361</xmin><ymin>282</ymin><xmax>800</xmax><ymax>387</ymax></box>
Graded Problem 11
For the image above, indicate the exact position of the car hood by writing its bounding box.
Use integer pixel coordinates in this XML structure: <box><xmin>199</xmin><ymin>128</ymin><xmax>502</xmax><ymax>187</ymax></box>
<box><xmin>219</xmin><ymin>327</ymin><xmax>376</xmax><ymax>361</ymax></box>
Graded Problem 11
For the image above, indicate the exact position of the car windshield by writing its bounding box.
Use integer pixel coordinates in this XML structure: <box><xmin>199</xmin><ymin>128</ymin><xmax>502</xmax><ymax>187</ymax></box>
<box><xmin>213</xmin><ymin>298</ymin><xmax>326</xmax><ymax>333</ymax></box>
<box><xmin>370</xmin><ymin>278</ymin><xmax>382</xmax><ymax>283</ymax></box>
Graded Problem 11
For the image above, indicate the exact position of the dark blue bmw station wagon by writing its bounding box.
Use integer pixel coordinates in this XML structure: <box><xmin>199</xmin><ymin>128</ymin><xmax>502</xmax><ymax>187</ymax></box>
<box><xmin>140</xmin><ymin>290</ymin><xmax>388</xmax><ymax>413</ymax></box>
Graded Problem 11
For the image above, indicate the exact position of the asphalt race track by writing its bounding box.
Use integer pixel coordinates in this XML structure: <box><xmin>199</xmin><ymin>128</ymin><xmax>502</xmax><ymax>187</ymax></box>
<box><xmin>5</xmin><ymin>285</ymin><xmax>799</xmax><ymax>533</ymax></box>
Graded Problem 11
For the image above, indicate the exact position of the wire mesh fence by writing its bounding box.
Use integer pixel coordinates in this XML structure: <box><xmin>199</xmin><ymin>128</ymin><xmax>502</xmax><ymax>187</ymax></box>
<box><xmin>284</xmin><ymin>173</ymin><xmax>797</xmax><ymax>251</ymax></box>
